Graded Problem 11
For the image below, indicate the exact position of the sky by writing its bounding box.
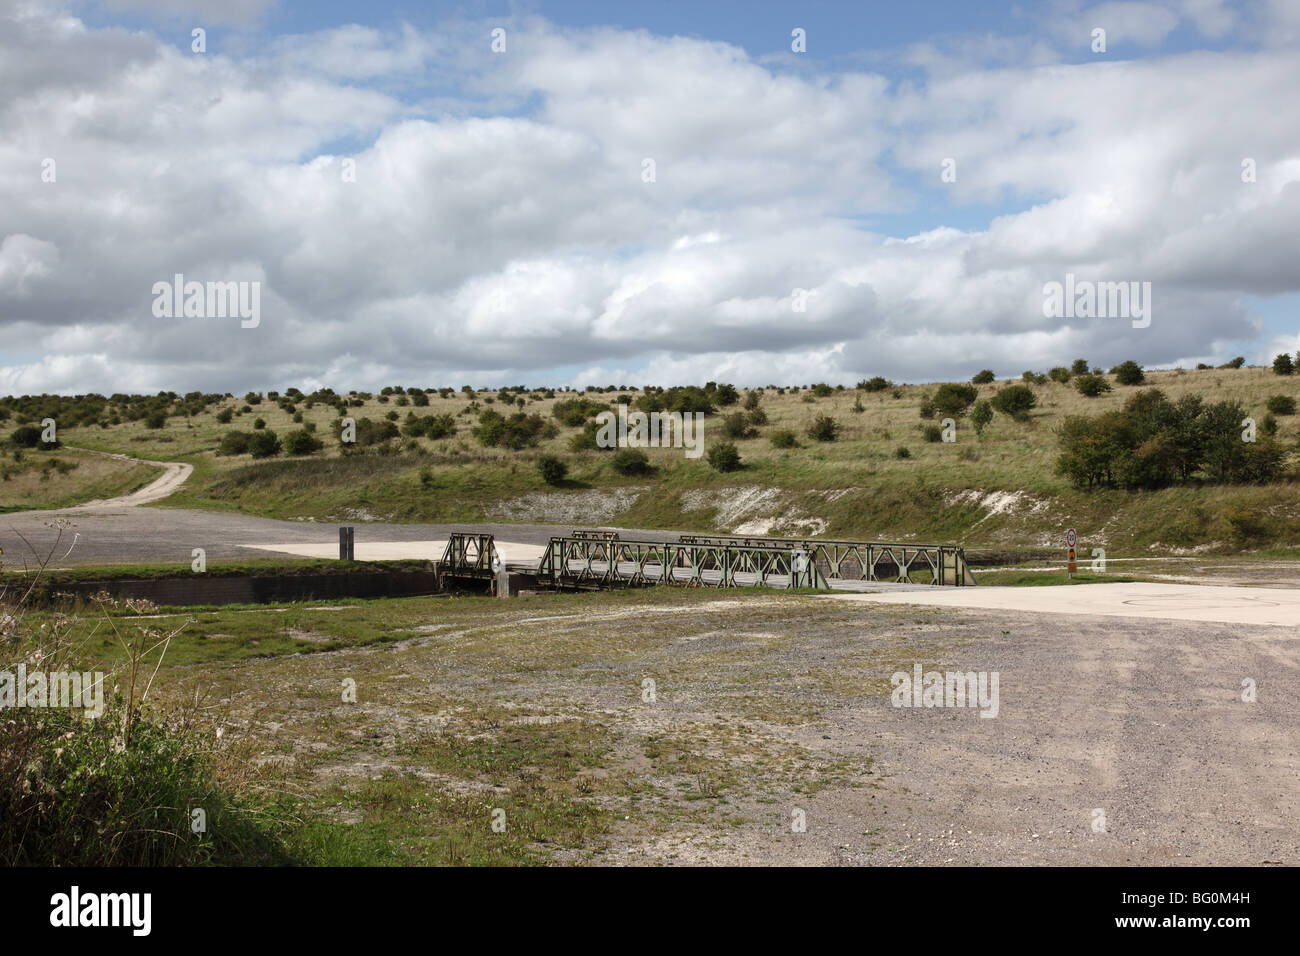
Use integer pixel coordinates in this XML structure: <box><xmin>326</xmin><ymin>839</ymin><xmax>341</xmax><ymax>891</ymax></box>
<box><xmin>1</xmin><ymin>0</ymin><xmax>1298</xmax><ymax>395</ymax></box>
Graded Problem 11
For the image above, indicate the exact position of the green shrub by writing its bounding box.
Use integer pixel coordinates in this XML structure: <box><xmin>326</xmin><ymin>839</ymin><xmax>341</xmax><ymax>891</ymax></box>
<box><xmin>1220</xmin><ymin>356</ymin><xmax>1245</xmax><ymax>369</ymax></box>
<box><xmin>252</xmin><ymin>417</ymin><xmax>266</xmax><ymax>430</ymax></box>
<box><xmin>1267</xmin><ymin>395</ymin><xmax>1297</xmax><ymax>415</ymax></box>
<box><xmin>1111</xmin><ymin>360</ymin><xmax>1145</xmax><ymax>385</ymax></box>
<box><xmin>1070</xmin><ymin>358</ymin><xmax>1090</xmax><ymax>376</ymax></box>
<box><xmin>403</xmin><ymin>413</ymin><xmax>456</xmax><ymax>440</ymax></box>
<box><xmin>894</xmin><ymin>446</ymin><xmax>911</xmax><ymax>459</ymax></box>
<box><xmin>283</xmin><ymin>429</ymin><xmax>323</xmax><ymax>456</ymax></box>
<box><xmin>811</xmin><ymin>383</ymin><xmax>834</xmax><ymax>398</ymax></box>
<box><xmin>714</xmin><ymin>383</ymin><xmax>740</xmax><ymax>406</ymax></box>
<box><xmin>923</xmin><ymin>425</ymin><xmax>943</xmax><ymax>443</ymax></box>
<box><xmin>769</xmin><ymin>429</ymin><xmax>798</xmax><ymax>448</ymax></box>
<box><xmin>706</xmin><ymin>442</ymin><xmax>742</xmax><ymax>472</ymax></box>
<box><xmin>8</xmin><ymin>424</ymin><xmax>47</xmax><ymax>448</ymax></box>
<box><xmin>215</xmin><ymin>407</ymin><xmax>234</xmax><ymax>424</ymax></box>
<box><xmin>248</xmin><ymin>429</ymin><xmax>281</xmax><ymax>459</ymax></box>
<box><xmin>807</xmin><ymin>415</ymin><xmax>840</xmax><ymax>442</ymax></box>
<box><xmin>1274</xmin><ymin>353</ymin><xmax>1294</xmax><ymax>375</ymax></box>
<box><xmin>992</xmin><ymin>384</ymin><xmax>1038</xmax><ymax>420</ymax></box>
<box><xmin>1048</xmin><ymin>367</ymin><xmax>1071</xmax><ymax>383</ymax></box>
<box><xmin>932</xmin><ymin>383</ymin><xmax>978</xmax><ymax>416</ymax></box>
<box><xmin>1074</xmin><ymin>374</ymin><xmax>1113</xmax><ymax>397</ymax></box>
<box><xmin>971</xmin><ymin>369</ymin><xmax>995</xmax><ymax>384</ymax></box>
<box><xmin>144</xmin><ymin>411</ymin><xmax>167</xmax><ymax>429</ymax></box>
<box><xmin>970</xmin><ymin>400</ymin><xmax>993</xmax><ymax>435</ymax></box>
<box><xmin>552</xmin><ymin>397</ymin><xmax>608</xmax><ymax>427</ymax></box>
<box><xmin>611</xmin><ymin>448</ymin><xmax>652</xmax><ymax>476</ymax></box>
<box><xmin>634</xmin><ymin>386</ymin><xmax>715</xmax><ymax>415</ymax></box>
<box><xmin>217</xmin><ymin>430</ymin><xmax>252</xmax><ymax>455</ymax></box>
<box><xmin>722</xmin><ymin>412</ymin><xmax>758</xmax><ymax>440</ymax></box>
<box><xmin>858</xmin><ymin>377</ymin><xmax>891</xmax><ymax>392</ymax></box>
<box><xmin>473</xmin><ymin>410</ymin><xmax>551</xmax><ymax>449</ymax></box>
<box><xmin>1056</xmin><ymin>389</ymin><xmax>1286</xmax><ymax>489</ymax></box>
<box><xmin>537</xmin><ymin>455</ymin><xmax>568</xmax><ymax>485</ymax></box>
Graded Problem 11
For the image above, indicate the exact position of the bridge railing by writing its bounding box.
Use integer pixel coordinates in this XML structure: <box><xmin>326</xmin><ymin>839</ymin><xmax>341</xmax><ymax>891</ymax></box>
<box><xmin>538</xmin><ymin>536</ymin><xmax>829</xmax><ymax>590</ymax></box>
<box><xmin>676</xmin><ymin>534</ymin><xmax>975</xmax><ymax>586</ymax></box>
<box><xmin>437</xmin><ymin>533</ymin><xmax>499</xmax><ymax>590</ymax></box>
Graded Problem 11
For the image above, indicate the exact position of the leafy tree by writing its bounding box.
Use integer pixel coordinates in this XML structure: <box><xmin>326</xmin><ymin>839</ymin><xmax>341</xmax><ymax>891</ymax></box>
<box><xmin>992</xmin><ymin>384</ymin><xmax>1038</xmax><ymax>420</ymax></box>
<box><xmin>971</xmin><ymin>369</ymin><xmax>995</xmax><ymax>384</ymax></box>
<box><xmin>714</xmin><ymin>384</ymin><xmax>740</xmax><ymax>406</ymax></box>
<box><xmin>1111</xmin><ymin>360</ymin><xmax>1145</xmax><ymax>385</ymax></box>
<box><xmin>970</xmin><ymin>400</ymin><xmax>993</xmax><ymax>436</ymax></box>
<box><xmin>552</xmin><ymin>397</ymin><xmax>608</xmax><ymax>426</ymax></box>
<box><xmin>858</xmin><ymin>376</ymin><xmax>891</xmax><ymax>392</ymax></box>
<box><xmin>931</xmin><ymin>383</ymin><xmax>978</xmax><ymax>416</ymax></box>
<box><xmin>1273</xmin><ymin>353</ymin><xmax>1295</xmax><ymax>375</ymax></box>
<box><xmin>807</xmin><ymin>415</ymin><xmax>840</xmax><ymax>442</ymax></box>
<box><xmin>611</xmin><ymin>448</ymin><xmax>652</xmax><ymax>475</ymax></box>
<box><xmin>537</xmin><ymin>455</ymin><xmax>567</xmax><ymax>485</ymax></box>
<box><xmin>1267</xmin><ymin>395</ymin><xmax>1297</xmax><ymax>416</ymax></box>
<box><xmin>1070</xmin><ymin>358</ymin><xmax>1090</xmax><ymax>376</ymax></box>
<box><xmin>706</xmin><ymin>442</ymin><xmax>742</xmax><ymax>472</ymax></box>
<box><xmin>1073</xmin><ymin>374</ymin><xmax>1112</xmax><ymax>397</ymax></box>
<box><xmin>283</xmin><ymin>429</ymin><xmax>323</xmax><ymax>456</ymax></box>
<box><xmin>248</xmin><ymin>430</ymin><xmax>281</xmax><ymax>459</ymax></box>
<box><xmin>722</xmin><ymin>412</ymin><xmax>758</xmax><ymax>440</ymax></box>
<box><xmin>1048</xmin><ymin>367</ymin><xmax>1071</xmax><ymax>383</ymax></box>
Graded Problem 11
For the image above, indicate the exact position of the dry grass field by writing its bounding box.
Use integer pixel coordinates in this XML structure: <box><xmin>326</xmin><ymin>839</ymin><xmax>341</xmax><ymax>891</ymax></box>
<box><xmin>4</xmin><ymin>364</ymin><xmax>1290</xmax><ymax>555</ymax></box>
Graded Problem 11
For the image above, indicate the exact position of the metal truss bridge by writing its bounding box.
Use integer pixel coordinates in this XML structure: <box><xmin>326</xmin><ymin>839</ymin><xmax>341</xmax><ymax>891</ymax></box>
<box><xmin>439</xmin><ymin>530</ymin><xmax>974</xmax><ymax>594</ymax></box>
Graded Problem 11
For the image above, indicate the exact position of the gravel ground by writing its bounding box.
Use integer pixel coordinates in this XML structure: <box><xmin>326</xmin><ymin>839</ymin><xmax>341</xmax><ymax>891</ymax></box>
<box><xmin>182</xmin><ymin>591</ymin><xmax>1298</xmax><ymax>866</ymax></box>
<box><xmin>699</xmin><ymin>605</ymin><xmax>1298</xmax><ymax>866</ymax></box>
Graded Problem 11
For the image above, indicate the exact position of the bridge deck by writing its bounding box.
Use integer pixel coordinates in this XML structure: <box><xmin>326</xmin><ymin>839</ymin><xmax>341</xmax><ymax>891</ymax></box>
<box><xmin>507</xmin><ymin>557</ymin><xmax>937</xmax><ymax>592</ymax></box>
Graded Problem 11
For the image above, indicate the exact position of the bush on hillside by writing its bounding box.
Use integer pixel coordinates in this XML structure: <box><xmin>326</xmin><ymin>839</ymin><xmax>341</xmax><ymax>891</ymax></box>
<box><xmin>706</xmin><ymin>442</ymin><xmax>742</xmax><ymax>472</ymax></box>
<box><xmin>992</xmin><ymin>384</ymin><xmax>1038</xmax><ymax>420</ymax></box>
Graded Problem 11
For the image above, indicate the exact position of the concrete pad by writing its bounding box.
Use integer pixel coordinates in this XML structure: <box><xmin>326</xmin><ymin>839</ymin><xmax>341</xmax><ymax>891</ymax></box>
<box><xmin>243</xmin><ymin>540</ymin><xmax>548</xmax><ymax>563</ymax></box>
<box><xmin>827</xmin><ymin>581</ymin><xmax>1300</xmax><ymax>626</ymax></box>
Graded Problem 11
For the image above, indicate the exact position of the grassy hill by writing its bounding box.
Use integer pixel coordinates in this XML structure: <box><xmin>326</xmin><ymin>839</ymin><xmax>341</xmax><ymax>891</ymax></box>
<box><xmin>0</xmin><ymin>446</ymin><xmax>161</xmax><ymax>513</ymax></box>
<box><xmin>4</xmin><ymin>365</ymin><xmax>1299</xmax><ymax>555</ymax></box>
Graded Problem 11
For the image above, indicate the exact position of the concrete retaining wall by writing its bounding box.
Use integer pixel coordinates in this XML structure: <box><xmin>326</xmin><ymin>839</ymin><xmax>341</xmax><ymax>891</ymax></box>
<box><xmin>49</xmin><ymin>569</ymin><xmax>438</xmax><ymax>607</ymax></box>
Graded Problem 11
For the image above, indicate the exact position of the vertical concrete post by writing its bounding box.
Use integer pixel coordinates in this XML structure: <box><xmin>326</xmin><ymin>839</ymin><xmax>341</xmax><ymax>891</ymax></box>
<box><xmin>492</xmin><ymin>553</ymin><xmax>506</xmax><ymax>597</ymax></box>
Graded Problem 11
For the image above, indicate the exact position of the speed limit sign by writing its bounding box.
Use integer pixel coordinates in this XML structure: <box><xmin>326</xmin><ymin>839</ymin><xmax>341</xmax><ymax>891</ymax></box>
<box><xmin>1067</xmin><ymin>528</ymin><xmax>1077</xmax><ymax>576</ymax></box>
<box><xmin>1067</xmin><ymin>528</ymin><xmax>1077</xmax><ymax>549</ymax></box>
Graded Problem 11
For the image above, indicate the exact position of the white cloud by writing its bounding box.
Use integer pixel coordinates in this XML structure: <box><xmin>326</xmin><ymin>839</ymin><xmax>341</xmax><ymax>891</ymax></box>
<box><xmin>0</xmin><ymin>6</ymin><xmax>1297</xmax><ymax>395</ymax></box>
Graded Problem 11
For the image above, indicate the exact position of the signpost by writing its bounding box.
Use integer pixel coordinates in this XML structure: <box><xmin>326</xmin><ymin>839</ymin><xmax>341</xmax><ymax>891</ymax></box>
<box><xmin>1066</xmin><ymin>528</ymin><xmax>1077</xmax><ymax>578</ymax></box>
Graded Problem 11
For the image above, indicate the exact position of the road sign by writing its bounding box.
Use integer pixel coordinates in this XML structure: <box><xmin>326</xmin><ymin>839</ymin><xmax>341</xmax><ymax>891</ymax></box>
<box><xmin>1067</xmin><ymin>528</ymin><xmax>1077</xmax><ymax>575</ymax></box>
<box><xmin>1067</xmin><ymin>528</ymin><xmax>1077</xmax><ymax>549</ymax></box>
